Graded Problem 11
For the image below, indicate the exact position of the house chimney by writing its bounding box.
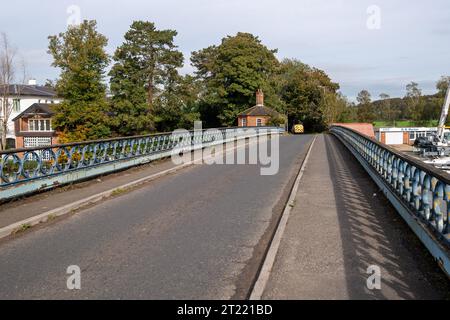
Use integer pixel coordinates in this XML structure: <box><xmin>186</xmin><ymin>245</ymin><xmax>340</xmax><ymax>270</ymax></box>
<box><xmin>28</xmin><ymin>79</ymin><xmax>37</xmax><ymax>86</ymax></box>
<box><xmin>256</xmin><ymin>89</ymin><xmax>264</xmax><ymax>106</ymax></box>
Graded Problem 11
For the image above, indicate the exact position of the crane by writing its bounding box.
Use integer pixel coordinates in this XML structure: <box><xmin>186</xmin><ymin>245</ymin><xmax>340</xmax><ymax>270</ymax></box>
<box><xmin>414</xmin><ymin>85</ymin><xmax>450</xmax><ymax>166</ymax></box>
<box><xmin>435</xmin><ymin>86</ymin><xmax>450</xmax><ymax>144</ymax></box>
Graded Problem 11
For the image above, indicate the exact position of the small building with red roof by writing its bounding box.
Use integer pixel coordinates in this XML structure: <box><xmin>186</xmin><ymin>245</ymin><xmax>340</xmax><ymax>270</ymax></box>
<box><xmin>237</xmin><ymin>90</ymin><xmax>281</xmax><ymax>127</ymax></box>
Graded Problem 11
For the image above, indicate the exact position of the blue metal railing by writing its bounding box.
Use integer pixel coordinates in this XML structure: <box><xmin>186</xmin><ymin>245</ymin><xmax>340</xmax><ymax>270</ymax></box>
<box><xmin>330</xmin><ymin>125</ymin><xmax>450</xmax><ymax>276</ymax></box>
<box><xmin>1</xmin><ymin>126</ymin><xmax>284</xmax><ymax>200</ymax></box>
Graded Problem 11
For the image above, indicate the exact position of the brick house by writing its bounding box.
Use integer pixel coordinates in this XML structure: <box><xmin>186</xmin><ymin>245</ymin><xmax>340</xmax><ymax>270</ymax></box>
<box><xmin>237</xmin><ymin>90</ymin><xmax>281</xmax><ymax>127</ymax></box>
<box><xmin>12</xmin><ymin>103</ymin><xmax>59</xmax><ymax>149</ymax></box>
<box><xmin>0</xmin><ymin>80</ymin><xmax>60</xmax><ymax>148</ymax></box>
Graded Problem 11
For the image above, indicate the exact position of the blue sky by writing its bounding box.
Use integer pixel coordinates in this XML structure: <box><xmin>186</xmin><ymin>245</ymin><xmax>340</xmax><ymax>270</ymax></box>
<box><xmin>1</xmin><ymin>0</ymin><xmax>449</xmax><ymax>101</ymax></box>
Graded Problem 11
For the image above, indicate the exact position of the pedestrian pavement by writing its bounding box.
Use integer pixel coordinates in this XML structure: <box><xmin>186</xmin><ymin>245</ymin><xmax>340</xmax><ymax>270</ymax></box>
<box><xmin>0</xmin><ymin>158</ymin><xmax>179</xmax><ymax>229</ymax></box>
<box><xmin>262</xmin><ymin>134</ymin><xmax>450</xmax><ymax>300</ymax></box>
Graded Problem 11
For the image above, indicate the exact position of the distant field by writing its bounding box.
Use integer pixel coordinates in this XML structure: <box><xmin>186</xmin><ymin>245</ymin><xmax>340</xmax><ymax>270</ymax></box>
<box><xmin>373</xmin><ymin>120</ymin><xmax>438</xmax><ymax>128</ymax></box>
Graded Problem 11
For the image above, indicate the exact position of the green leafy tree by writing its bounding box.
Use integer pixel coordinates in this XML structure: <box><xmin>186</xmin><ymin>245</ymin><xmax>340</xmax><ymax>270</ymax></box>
<box><xmin>277</xmin><ymin>59</ymin><xmax>339</xmax><ymax>131</ymax></box>
<box><xmin>336</xmin><ymin>99</ymin><xmax>358</xmax><ymax>123</ymax></box>
<box><xmin>153</xmin><ymin>74</ymin><xmax>201</xmax><ymax>131</ymax></box>
<box><xmin>436</xmin><ymin>76</ymin><xmax>450</xmax><ymax>97</ymax></box>
<box><xmin>430</xmin><ymin>76</ymin><xmax>450</xmax><ymax>125</ymax></box>
<box><xmin>357</xmin><ymin>89</ymin><xmax>371</xmax><ymax>105</ymax></box>
<box><xmin>356</xmin><ymin>89</ymin><xmax>375</xmax><ymax>122</ymax></box>
<box><xmin>48</xmin><ymin>20</ymin><xmax>110</xmax><ymax>142</ymax></box>
<box><xmin>191</xmin><ymin>32</ymin><xmax>280</xmax><ymax>127</ymax></box>
<box><xmin>379</xmin><ymin>93</ymin><xmax>397</xmax><ymax>125</ymax></box>
<box><xmin>109</xmin><ymin>21</ymin><xmax>184</xmax><ymax>135</ymax></box>
<box><xmin>44</xmin><ymin>79</ymin><xmax>56</xmax><ymax>90</ymax></box>
<box><xmin>322</xmin><ymin>91</ymin><xmax>353</xmax><ymax>124</ymax></box>
<box><xmin>405</xmin><ymin>82</ymin><xmax>424</xmax><ymax>123</ymax></box>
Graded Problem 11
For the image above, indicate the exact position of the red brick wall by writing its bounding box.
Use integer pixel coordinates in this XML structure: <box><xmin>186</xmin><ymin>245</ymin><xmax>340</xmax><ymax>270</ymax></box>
<box><xmin>16</xmin><ymin>136</ymin><xmax>24</xmax><ymax>149</ymax></box>
<box><xmin>332</xmin><ymin>123</ymin><xmax>375</xmax><ymax>138</ymax></box>
<box><xmin>238</xmin><ymin>116</ymin><xmax>270</xmax><ymax>127</ymax></box>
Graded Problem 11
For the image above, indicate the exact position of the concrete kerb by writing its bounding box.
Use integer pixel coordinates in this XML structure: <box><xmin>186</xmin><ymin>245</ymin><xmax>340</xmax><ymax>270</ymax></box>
<box><xmin>249</xmin><ymin>134</ymin><xmax>317</xmax><ymax>300</ymax></box>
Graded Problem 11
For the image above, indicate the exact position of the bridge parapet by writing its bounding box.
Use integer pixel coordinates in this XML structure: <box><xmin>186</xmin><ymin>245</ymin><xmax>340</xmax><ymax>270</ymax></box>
<box><xmin>0</xmin><ymin>126</ymin><xmax>284</xmax><ymax>201</ymax></box>
<box><xmin>331</xmin><ymin>125</ymin><xmax>450</xmax><ymax>277</ymax></box>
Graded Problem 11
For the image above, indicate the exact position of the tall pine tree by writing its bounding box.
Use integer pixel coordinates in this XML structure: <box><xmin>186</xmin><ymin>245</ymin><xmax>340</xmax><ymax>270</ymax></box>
<box><xmin>109</xmin><ymin>21</ymin><xmax>184</xmax><ymax>135</ymax></box>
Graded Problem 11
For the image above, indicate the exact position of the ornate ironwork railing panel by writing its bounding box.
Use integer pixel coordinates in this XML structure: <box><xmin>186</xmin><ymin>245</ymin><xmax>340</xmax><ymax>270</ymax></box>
<box><xmin>330</xmin><ymin>125</ymin><xmax>450</xmax><ymax>275</ymax></box>
<box><xmin>0</xmin><ymin>126</ymin><xmax>284</xmax><ymax>200</ymax></box>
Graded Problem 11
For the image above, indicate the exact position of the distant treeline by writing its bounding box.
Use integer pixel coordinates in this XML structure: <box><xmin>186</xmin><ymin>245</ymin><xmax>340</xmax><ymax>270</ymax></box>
<box><xmin>6</xmin><ymin>19</ymin><xmax>442</xmax><ymax>145</ymax></box>
<box><xmin>338</xmin><ymin>77</ymin><xmax>450</xmax><ymax>127</ymax></box>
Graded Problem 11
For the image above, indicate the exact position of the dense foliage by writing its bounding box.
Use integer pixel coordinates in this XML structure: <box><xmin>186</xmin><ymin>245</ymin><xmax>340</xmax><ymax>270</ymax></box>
<box><xmin>109</xmin><ymin>21</ymin><xmax>184</xmax><ymax>135</ymax></box>
<box><xmin>191</xmin><ymin>32</ymin><xmax>281</xmax><ymax>127</ymax></box>
<box><xmin>48</xmin><ymin>19</ymin><xmax>448</xmax><ymax>141</ymax></box>
<box><xmin>277</xmin><ymin>59</ymin><xmax>340</xmax><ymax>132</ymax></box>
<box><xmin>48</xmin><ymin>20</ymin><xmax>111</xmax><ymax>142</ymax></box>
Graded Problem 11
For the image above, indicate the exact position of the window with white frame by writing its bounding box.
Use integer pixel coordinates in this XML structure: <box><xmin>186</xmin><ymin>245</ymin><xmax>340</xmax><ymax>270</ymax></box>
<box><xmin>28</xmin><ymin>119</ymin><xmax>52</xmax><ymax>132</ymax></box>
<box><xmin>242</xmin><ymin>118</ymin><xmax>247</xmax><ymax>126</ymax></box>
<box><xmin>256</xmin><ymin>118</ymin><xmax>262</xmax><ymax>127</ymax></box>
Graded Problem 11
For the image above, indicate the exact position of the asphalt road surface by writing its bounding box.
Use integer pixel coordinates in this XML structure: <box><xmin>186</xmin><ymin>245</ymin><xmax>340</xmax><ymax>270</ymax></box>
<box><xmin>0</xmin><ymin>135</ymin><xmax>313</xmax><ymax>299</ymax></box>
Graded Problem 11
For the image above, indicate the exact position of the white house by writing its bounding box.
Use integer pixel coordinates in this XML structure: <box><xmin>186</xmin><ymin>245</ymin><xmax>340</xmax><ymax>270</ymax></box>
<box><xmin>374</xmin><ymin>127</ymin><xmax>438</xmax><ymax>145</ymax></box>
<box><xmin>0</xmin><ymin>79</ymin><xmax>61</xmax><ymax>148</ymax></box>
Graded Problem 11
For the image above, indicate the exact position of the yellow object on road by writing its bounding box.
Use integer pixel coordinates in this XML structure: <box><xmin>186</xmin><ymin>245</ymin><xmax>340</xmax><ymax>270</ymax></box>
<box><xmin>292</xmin><ymin>124</ymin><xmax>304</xmax><ymax>134</ymax></box>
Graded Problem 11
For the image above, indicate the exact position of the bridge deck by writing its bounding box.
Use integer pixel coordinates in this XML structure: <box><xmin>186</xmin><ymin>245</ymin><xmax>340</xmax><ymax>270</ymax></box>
<box><xmin>0</xmin><ymin>135</ymin><xmax>313</xmax><ymax>299</ymax></box>
<box><xmin>0</xmin><ymin>134</ymin><xmax>448</xmax><ymax>299</ymax></box>
<box><xmin>262</xmin><ymin>134</ymin><xmax>450</xmax><ymax>299</ymax></box>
